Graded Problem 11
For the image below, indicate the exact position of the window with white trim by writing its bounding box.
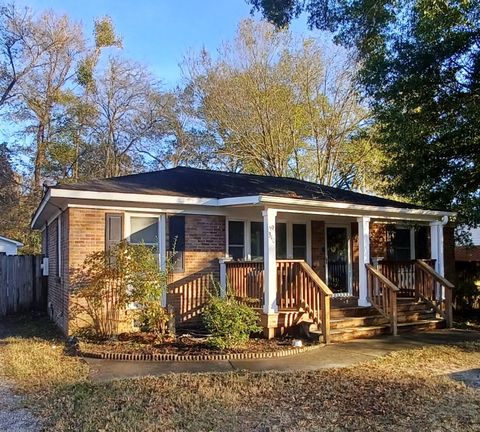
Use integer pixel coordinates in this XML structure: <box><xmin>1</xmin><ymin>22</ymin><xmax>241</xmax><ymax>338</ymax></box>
<box><xmin>129</xmin><ymin>217</ymin><xmax>159</xmax><ymax>259</ymax></box>
<box><xmin>386</xmin><ymin>227</ymin><xmax>411</xmax><ymax>261</ymax></box>
<box><xmin>228</xmin><ymin>220</ymin><xmax>245</xmax><ymax>260</ymax></box>
<box><xmin>250</xmin><ymin>221</ymin><xmax>264</xmax><ymax>260</ymax></box>
<box><xmin>292</xmin><ymin>223</ymin><xmax>307</xmax><ymax>259</ymax></box>
<box><xmin>276</xmin><ymin>223</ymin><xmax>287</xmax><ymax>259</ymax></box>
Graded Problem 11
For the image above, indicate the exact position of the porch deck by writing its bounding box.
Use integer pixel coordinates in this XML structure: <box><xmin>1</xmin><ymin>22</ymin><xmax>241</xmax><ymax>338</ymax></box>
<box><xmin>222</xmin><ymin>259</ymin><xmax>454</xmax><ymax>343</ymax></box>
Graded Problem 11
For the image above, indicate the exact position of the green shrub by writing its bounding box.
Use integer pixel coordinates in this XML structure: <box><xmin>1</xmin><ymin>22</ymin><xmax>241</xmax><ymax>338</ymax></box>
<box><xmin>202</xmin><ymin>296</ymin><xmax>261</xmax><ymax>350</ymax></box>
<box><xmin>71</xmin><ymin>241</ymin><xmax>169</xmax><ymax>338</ymax></box>
<box><xmin>138</xmin><ymin>302</ymin><xmax>173</xmax><ymax>336</ymax></box>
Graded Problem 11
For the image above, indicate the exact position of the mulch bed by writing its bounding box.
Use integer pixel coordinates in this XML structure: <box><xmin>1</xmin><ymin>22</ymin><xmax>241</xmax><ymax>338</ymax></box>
<box><xmin>77</xmin><ymin>331</ymin><xmax>316</xmax><ymax>358</ymax></box>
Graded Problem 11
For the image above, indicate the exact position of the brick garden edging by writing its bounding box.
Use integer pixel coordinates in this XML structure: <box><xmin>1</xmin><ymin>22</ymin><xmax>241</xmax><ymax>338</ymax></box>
<box><xmin>78</xmin><ymin>344</ymin><xmax>322</xmax><ymax>362</ymax></box>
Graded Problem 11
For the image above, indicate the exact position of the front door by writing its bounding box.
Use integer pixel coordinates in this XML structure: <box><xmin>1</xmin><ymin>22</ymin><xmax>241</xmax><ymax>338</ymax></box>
<box><xmin>326</xmin><ymin>226</ymin><xmax>351</xmax><ymax>295</ymax></box>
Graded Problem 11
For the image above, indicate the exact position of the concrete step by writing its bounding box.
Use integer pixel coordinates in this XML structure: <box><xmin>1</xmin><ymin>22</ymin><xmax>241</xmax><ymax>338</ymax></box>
<box><xmin>310</xmin><ymin>318</ymin><xmax>445</xmax><ymax>343</ymax></box>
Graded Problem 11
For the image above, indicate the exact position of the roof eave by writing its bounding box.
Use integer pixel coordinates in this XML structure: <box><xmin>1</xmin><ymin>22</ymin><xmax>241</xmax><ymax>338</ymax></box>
<box><xmin>256</xmin><ymin>195</ymin><xmax>455</xmax><ymax>220</ymax></box>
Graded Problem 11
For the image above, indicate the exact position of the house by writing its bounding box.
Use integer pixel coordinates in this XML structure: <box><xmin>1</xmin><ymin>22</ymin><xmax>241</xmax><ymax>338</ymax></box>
<box><xmin>0</xmin><ymin>235</ymin><xmax>23</xmax><ymax>255</ymax></box>
<box><xmin>455</xmin><ymin>227</ymin><xmax>480</xmax><ymax>311</ymax></box>
<box><xmin>456</xmin><ymin>228</ymin><xmax>480</xmax><ymax>263</ymax></box>
<box><xmin>31</xmin><ymin>167</ymin><xmax>456</xmax><ymax>341</ymax></box>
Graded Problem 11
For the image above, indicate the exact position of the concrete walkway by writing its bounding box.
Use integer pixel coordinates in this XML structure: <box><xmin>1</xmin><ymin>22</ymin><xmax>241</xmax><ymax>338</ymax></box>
<box><xmin>86</xmin><ymin>329</ymin><xmax>480</xmax><ymax>382</ymax></box>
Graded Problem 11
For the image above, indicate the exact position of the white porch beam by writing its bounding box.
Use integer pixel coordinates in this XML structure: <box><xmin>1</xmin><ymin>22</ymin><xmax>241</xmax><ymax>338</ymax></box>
<box><xmin>357</xmin><ymin>216</ymin><xmax>371</xmax><ymax>307</ymax></box>
<box><xmin>263</xmin><ymin>208</ymin><xmax>278</xmax><ymax>314</ymax></box>
<box><xmin>430</xmin><ymin>221</ymin><xmax>445</xmax><ymax>276</ymax></box>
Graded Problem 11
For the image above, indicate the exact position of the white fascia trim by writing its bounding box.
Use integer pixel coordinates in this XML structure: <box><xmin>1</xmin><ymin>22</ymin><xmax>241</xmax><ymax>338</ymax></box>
<box><xmin>257</xmin><ymin>195</ymin><xmax>455</xmax><ymax>219</ymax></box>
<box><xmin>31</xmin><ymin>189</ymin><xmax>51</xmax><ymax>229</ymax></box>
<box><xmin>50</xmin><ymin>188</ymin><xmax>219</xmax><ymax>206</ymax></box>
<box><xmin>67</xmin><ymin>204</ymin><xmax>227</xmax><ymax>216</ymax></box>
<box><xmin>217</xmin><ymin>196</ymin><xmax>261</xmax><ymax>206</ymax></box>
<box><xmin>0</xmin><ymin>236</ymin><xmax>23</xmax><ymax>247</ymax></box>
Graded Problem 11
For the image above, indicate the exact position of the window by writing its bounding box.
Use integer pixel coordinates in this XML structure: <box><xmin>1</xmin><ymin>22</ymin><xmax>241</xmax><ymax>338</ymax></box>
<box><xmin>415</xmin><ymin>227</ymin><xmax>428</xmax><ymax>259</ymax></box>
<box><xmin>105</xmin><ymin>213</ymin><xmax>123</xmax><ymax>251</ymax></box>
<box><xmin>228</xmin><ymin>221</ymin><xmax>245</xmax><ymax>260</ymax></box>
<box><xmin>276</xmin><ymin>223</ymin><xmax>287</xmax><ymax>259</ymax></box>
<box><xmin>250</xmin><ymin>221</ymin><xmax>264</xmax><ymax>260</ymax></box>
<box><xmin>168</xmin><ymin>215</ymin><xmax>185</xmax><ymax>272</ymax></box>
<box><xmin>56</xmin><ymin>217</ymin><xmax>61</xmax><ymax>276</ymax></box>
<box><xmin>292</xmin><ymin>223</ymin><xmax>307</xmax><ymax>259</ymax></box>
<box><xmin>387</xmin><ymin>227</ymin><xmax>411</xmax><ymax>261</ymax></box>
<box><xmin>130</xmin><ymin>217</ymin><xmax>158</xmax><ymax>247</ymax></box>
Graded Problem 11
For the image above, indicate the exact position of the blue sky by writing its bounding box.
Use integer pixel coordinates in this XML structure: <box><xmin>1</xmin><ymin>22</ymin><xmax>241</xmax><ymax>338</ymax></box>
<box><xmin>22</xmin><ymin>0</ymin><xmax>322</xmax><ymax>87</ymax></box>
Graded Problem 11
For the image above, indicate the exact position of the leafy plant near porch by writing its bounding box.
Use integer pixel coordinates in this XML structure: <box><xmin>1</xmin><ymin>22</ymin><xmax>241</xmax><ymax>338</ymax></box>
<box><xmin>203</xmin><ymin>289</ymin><xmax>262</xmax><ymax>350</ymax></box>
<box><xmin>71</xmin><ymin>241</ymin><xmax>170</xmax><ymax>338</ymax></box>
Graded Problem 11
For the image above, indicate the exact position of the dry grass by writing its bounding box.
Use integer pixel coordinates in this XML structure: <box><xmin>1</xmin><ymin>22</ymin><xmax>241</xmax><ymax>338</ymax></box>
<box><xmin>1</xmin><ymin>338</ymin><xmax>89</xmax><ymax>391</ymax></box>
<box><xmin>29</xmin><ymin>343</ymin><xmax>480</xmax><ymax>432</ymax></box>
<box><xmin>1</xmin><ymin>316</ymin><xmax>479</xmax><ymax>431</ymax></box>
<box><xmin>0</xmin><ymin>315</ymin><xmax>89</xmax><ymax>391</ymax></box>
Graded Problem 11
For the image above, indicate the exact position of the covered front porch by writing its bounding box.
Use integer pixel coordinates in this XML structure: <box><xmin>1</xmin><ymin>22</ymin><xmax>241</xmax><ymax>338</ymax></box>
<box><xmin>218</xmin><ymin>201</ymin><xmax>454</xmax><ymax>342</ymax></box>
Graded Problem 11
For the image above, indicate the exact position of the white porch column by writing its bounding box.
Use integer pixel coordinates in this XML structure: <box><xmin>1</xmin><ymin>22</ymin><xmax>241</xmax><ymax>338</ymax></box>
<box><xmin>218</xmin><ymin>257</ymin><xmax>232</xmax><ymax>298</ymax></box>
<box><xmin>262</xmin><ymin>208</ymin><xmax>278</xmax><ymax>314</ymax></box>
<box><xmin>430</xmin><ymin>221</ymin><xmax>444</xmax><ymax>276</ymax></box>
<box><xmin>430</xmin><ymin>220</ymin><xmax>445</xmax><ymax>301</ymax></box>
<box><xmin>158</xmin><ymin>214</ymin><xmax>167</xmax><ymax>307</ymax></box>
<box><xmin>357</xmin><ymin>216</ymin><xmax>371</xmax><ymax>307</ymax></box>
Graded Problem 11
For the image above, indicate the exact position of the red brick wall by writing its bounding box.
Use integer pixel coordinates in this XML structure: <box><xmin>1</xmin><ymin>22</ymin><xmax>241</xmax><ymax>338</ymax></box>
<box><xmin>370</xmin><ymin>223</ymin><xmax>387</xmax><ymax>258</ymax></box>
<box><xmin>168</xmin><ymin>214</ymin><xmax>226</xmax><ymax>326</ymax></box>
<box><xmin>61</xmin><ymin>209</ymin><xmax>226</xmax><ymax>332</ymax></box>
<box><xmin>46</xmin><ymin>211</ymin><xmax>69</xmax><ymax>334</ymax></box>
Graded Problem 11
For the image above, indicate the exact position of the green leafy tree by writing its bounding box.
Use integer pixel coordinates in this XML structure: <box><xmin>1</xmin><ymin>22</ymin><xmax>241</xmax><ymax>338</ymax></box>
<box><xmin>249</xmin><ymin>0</ymin><xmax>480</xmax><ymax>228</ymax></box>
<box><xmin>183</xmin><ymin>19</ymin><xmax>382</xmax><ymax>189</ymax></box>
<box><xmin>71</xmin><ymin>241</ymin><xmax>168</xmax><ymax>338</ymax></box>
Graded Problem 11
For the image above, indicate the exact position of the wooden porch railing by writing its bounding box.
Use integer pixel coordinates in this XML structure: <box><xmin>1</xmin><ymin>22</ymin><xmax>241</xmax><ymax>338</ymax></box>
<box><xmin>366</xmin><ymin>264</ymin><xmax>399</xmax><ymax>335</ymax></box>
<box><xmin>378</xmin><ymin>259</ymin><xmax>436</xmax><ymax>297</ymax></box>
<box><xmin>225</xmin><ymin>261</ymin><xmax>264</xmax><ymax>307</ymax></box>
<box><xmin>225</xmin><ymin>260</ymin><xmax>333</xmax><ymax>343</ymax></box>
<box><xmin>414</xmin><ymin>259</ymin><xmax>454</xmax><ymax>327</ymax></box>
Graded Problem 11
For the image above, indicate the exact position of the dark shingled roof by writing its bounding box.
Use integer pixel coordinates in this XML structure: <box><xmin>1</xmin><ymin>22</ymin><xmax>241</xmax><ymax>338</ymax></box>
<box><xmin>54</xmin><ymin>166</ymin><xmax>420</xmax><ymax>209</ymax></box>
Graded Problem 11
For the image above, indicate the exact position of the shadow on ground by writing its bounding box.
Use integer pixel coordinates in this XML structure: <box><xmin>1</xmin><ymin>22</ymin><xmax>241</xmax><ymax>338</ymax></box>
<box><xmin>0</xmin><ymin>314</ymin><xmax>60</xmax><ymax>341</ymax></box>
<box><xmin>449</xmin><ymin>368</ymin><xmax>480</xmax><ymax>389</ymax></box>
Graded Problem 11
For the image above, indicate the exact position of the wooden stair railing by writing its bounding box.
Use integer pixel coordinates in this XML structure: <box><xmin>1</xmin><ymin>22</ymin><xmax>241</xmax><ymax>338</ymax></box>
<box><xmin>366</xmin><ymin>264</ymin><xmax>400</xmax><ymax>336</ymax></box>
<box><xmin>414</xmin><ymin>259</ymin><xmax>454</xmax><ymax>327</ymax></box>
<box><xmin>277</xmin><ymin>260</ymin><xmax>333</xmax><ymax>344</ymax></box>
<box><xmin>378</xmin><ymin>259</ymin><xmax>436</xmax><ymax>297</ymax></box>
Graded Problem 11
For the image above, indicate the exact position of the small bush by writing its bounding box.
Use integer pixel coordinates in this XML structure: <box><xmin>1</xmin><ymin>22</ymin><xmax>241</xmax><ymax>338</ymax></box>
<box><xmin>71</xmin><ymin>241</ymin><xmax>168</xmax><ymax>338</ymax></box>
<box><xmin>202</xmin><ymin>296</ymin><xmax>261</xmax><ymax>350</ymax></box>
<box><xmin>138</xmin><ymin>302</ymin><xmax>173</xmax><ymax>336</ymax></box>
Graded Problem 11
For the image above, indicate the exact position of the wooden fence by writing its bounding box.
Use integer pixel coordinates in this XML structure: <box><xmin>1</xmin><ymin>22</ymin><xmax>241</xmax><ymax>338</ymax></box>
<box><xmin>0</xmin><ymin>254</ymin><xmax>47</xmax><ymax>317</ymax></box>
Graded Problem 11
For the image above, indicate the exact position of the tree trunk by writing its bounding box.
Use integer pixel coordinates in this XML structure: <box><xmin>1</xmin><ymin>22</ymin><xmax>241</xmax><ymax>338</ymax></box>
<box><xmin>33</xmin><ymin>122</ymin><xmax>46</xmax><ymax>194</ymax></box>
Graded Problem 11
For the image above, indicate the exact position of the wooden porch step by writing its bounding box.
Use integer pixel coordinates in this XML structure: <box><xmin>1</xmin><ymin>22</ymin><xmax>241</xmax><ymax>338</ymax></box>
<box><xmin>310</xmin><ymin>319</ymin><xmax>445</xmax><ymax>343</ymax></box>
<box><xmin>331</xmin><ymin>301</ymin><xmax>429</xmax><ymax>319</ymax></box>
<box><xmin>329</xmin><ymin>310</ymin><xmax>437</xmax><ymax>330</ymax></box>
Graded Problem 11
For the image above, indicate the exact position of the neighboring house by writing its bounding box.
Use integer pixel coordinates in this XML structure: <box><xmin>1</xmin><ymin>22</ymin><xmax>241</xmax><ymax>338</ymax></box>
<box><xmin>455</xmin><ymin>228</ymin><xmax>480</xmax><ymax>262</ymax></box>
<box><xmin>0</xmin><ymin>236</ymin><xmax>23</xmax><ymax>255</ymax></box>
<box><xmin>31</xmin><ymin>167</ymin><xmax>456</xmax><ymax>339</ymax></box>
<box><xmin>455</xmin><ymin>228</ymin><xmax>480</xmax><ymax>310</ymax></box>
